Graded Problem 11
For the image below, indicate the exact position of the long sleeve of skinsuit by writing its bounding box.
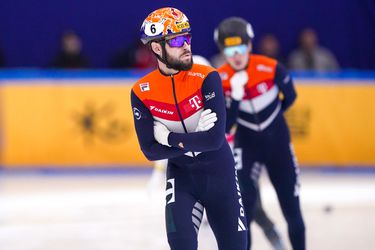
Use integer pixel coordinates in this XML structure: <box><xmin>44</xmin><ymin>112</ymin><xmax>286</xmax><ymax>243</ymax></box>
<box><xmin>274</xmin><ymin>63</ymin><xmax>297</xmax><ymax>111</ymax></box>
<box><xmin>225</xmin><ymin>99</ymin><xmax>240</xmax><ymax>133</ymax></box>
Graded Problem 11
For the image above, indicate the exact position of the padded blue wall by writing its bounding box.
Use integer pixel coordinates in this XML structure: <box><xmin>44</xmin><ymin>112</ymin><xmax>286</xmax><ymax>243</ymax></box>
<box><xmin>0</xmin><ymin>0</ymin><xmax>374</xmax><ymax>69</ymax></box>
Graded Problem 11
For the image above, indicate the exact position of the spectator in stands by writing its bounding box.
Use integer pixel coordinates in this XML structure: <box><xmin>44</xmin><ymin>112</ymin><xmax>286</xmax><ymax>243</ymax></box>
<box><xmin>258</xmin><ymin>33</ymin><xmax>285</xmax><ymax>64</ymax></box>
<box><xmin>288</xmin><ymin>28</ymin><xmax>339</xmax><ymax>71</ymax></box>
<box><xmin>49</xmin><ymin>30</ymin><xmax>89</xmax><ymax>68</ymax></box>
<box><xmin>110</xmin><ymin>40</ymin><xmax>157</xmax><ymax>69</ymax></box>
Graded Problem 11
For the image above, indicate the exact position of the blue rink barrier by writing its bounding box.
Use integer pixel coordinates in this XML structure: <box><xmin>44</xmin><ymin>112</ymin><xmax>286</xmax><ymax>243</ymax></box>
<box><xmin>0</xmin><ymin>69</ymin><xmax>374</xmax><ymax>169</ymax></box>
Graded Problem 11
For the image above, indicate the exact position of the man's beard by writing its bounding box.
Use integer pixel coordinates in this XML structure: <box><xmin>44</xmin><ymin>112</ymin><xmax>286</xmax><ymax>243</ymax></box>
<box><xmin>166</xmin><ymin>51</ymin><xmax>193</xmax><ymax>71</ymax></box>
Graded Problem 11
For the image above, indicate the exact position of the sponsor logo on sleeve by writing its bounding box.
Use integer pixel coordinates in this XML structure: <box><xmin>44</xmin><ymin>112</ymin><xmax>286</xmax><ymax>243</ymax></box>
<box><xmin>133</xmin><ymin>107</ymin><xmax>142</xmax><ymax>120</ymax></box>
<box><xmin>204</xmin><ymin>92</ymin><xmax>216</xmax><ymax>101</ymax></box>
<box><xmin>283</xmin><ymin>75</ymin><xmax>291</xmax><ymax>84</ymax></box>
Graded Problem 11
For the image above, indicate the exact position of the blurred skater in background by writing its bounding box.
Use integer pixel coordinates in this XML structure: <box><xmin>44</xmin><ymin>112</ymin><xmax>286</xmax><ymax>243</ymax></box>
<box><xmin>215</xmin><ymin>17</ymin><xmax>305</xmax><ymax>249</ymax></box>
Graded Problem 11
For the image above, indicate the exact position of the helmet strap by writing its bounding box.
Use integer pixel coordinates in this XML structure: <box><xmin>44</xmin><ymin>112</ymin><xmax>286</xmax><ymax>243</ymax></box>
<box><xmin>150</xmin><ymin>41</ymin><xmax>173</xmax><ymax>69</ymax></box>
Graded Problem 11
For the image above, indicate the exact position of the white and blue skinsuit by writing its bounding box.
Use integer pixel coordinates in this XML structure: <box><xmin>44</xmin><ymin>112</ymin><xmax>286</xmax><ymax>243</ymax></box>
<box><xmin>218</xmin><ymin>54</ymin><xmax>306</xmax><ymax>250</ymax></box>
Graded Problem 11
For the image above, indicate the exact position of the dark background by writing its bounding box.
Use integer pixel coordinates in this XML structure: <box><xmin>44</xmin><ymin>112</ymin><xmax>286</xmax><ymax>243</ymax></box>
<box><xmin>0</xmin><ymin>0</ymin><xmax>374</xmax><ymax>69</ymax></box>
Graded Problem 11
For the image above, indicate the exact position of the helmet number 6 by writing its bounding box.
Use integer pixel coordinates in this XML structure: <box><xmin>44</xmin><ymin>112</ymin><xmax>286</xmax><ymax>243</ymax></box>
<box><xmin>150</xmin><ymin>24</ymin><xmax>156</xmax><ymax>34</ymax></box>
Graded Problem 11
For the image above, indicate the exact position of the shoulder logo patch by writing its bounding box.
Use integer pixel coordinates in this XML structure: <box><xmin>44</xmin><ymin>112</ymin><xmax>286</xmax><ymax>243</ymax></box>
<box><xmin>139</xmin><ymin>82</ymin><xmax>150</xmax><ymax>92</ymax></box>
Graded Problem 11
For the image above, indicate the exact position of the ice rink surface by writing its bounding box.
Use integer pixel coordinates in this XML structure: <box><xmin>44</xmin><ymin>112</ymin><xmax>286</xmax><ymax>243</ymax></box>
<box><xmin>0</xmin><ymin>168</ymin><xmax>374</xmax><ymax>250</ymax></box>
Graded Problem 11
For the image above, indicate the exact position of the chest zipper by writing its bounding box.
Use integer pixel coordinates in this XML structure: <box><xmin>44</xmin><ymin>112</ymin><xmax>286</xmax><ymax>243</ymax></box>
<box><xmin>170</xmin><ymin>75</ymin><xmax>196</xmax><ymax>157</ymax></box>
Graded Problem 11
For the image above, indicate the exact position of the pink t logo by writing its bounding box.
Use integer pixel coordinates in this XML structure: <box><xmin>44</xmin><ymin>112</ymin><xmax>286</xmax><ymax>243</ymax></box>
<box><xmin>189</xmin><ymin>95</ymin><xmax>202</xmax><ymax>110</ymax></box>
